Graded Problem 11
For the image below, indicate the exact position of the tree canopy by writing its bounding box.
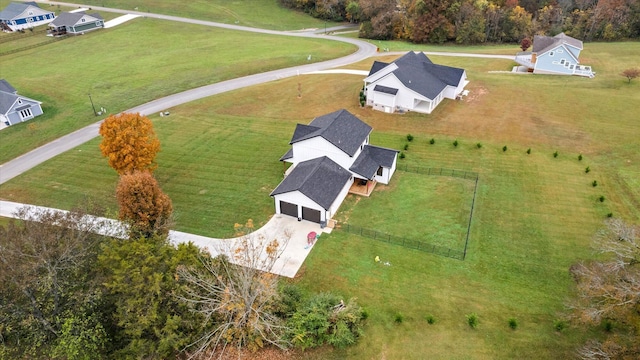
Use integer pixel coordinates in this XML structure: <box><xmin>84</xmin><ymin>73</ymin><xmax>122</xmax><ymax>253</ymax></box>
<box><xmin>99</xmin><ymin>112</ymin><xmax>160</xmax><ymax>175</ymax></box>
<box><xmin>116</xmin><ymin>170</ymin><xmax>173</xmax><ymax>239</ymax></box>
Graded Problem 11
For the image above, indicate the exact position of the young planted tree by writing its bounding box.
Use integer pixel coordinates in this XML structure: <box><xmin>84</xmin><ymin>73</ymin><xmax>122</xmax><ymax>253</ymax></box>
<box><xmin>177</xmin><ymin>222</ymin><xmax>292</xmax><ymax>357</ymax></box>
<box><xmin>99</xmin><ymin>112</ymin><xmax>160</xmax><ymax>174</ymax></box>
<box><xmin>520</xmin><ymin>37</ymin><xmax>532</xmax><ymax>51</ymax></box>
<box><xmin>621</xmin><ymin>68</ymin><xmax>640</xmax><ymax>83</ymax></box>
<box><xmin>116</xmin><ymin>170</ymin><xmax>173</xmax><ymax>238</ymax></box>
<box><xmin>570</xmin><ymin>219</ymin><xmax>640</xmax><ymax>359</ymax></box>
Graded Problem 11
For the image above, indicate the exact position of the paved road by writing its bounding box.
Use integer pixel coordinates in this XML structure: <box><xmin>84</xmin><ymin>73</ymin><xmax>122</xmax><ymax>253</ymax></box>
<box><xmin>0</xmin><ymin>4</ymin><xmax>375</xmax><ymax>184</ymax></box>
<box><xmin>0</xmin><ymin>3</ymin><xmax>514</xmax><ymax>185</ymax></box>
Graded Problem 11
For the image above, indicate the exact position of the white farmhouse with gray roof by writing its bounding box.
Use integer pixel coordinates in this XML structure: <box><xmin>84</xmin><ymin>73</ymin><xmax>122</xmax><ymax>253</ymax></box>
<box><xmin>515</xmin><ymin>33</ymin><xmax>594</xmax><ymax>78</ymax></box>
<box><xmin>0</xmin><ymin>79</ymin><xmax>43</xmax><ymax>127</ymax></box>
<box><xmin>271</xmin><ymin>109</ymin><xmax>398</xmax><ymax>226</ymax></box>
<box><xmin>363</xmin><ymin>51</ymin><xmax>468</xmax><ymax>114</ymax></box>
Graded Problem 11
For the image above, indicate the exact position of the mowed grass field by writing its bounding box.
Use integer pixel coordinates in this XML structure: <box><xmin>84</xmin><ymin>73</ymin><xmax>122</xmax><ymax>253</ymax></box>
<box><xmin>0</xmin><ymin>16</ymin><xmax>355</xmax><ymax>163</ymax></box>
<box><xmin>72</xmin><ymin>0</ymin><xmax>330</xmax><ymax>31</ymax></box>
<box><xmin>0</xmin><ymin>16</ymin><xmax>639</xmax><ymax>357</ymax></box>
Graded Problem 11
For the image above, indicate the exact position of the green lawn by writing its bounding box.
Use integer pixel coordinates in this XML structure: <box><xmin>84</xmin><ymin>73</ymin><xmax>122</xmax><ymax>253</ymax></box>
<box><xmin>0</xmin><ymin>31</ymin><xmax>638</xmax><ymax>360</ymax></box>
<box><xmin>71</xmin><ymin>0</ymin><xmax>331</xmax><ymax>30</ymax></box>
<box><xmin>336</xmin><ymin>171</ymin><xmax>475</xmax><ymax>251</ymax></box>
<box><xmin>0</xmin><ymin>17</ymin><xmax>354</xmax><ymax>163</ymax></box>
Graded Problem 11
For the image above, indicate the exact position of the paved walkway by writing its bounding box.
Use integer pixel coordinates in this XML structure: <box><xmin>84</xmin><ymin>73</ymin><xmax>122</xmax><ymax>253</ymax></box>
<box><xmin>0</xmin><ymin>200</ymin><xmax>330</xmax><ymax>278</ymax></box>
<box><xmin>104</xmin><ymin>14</ymin><xmax>142</xmax><ymax>29</ymax></box>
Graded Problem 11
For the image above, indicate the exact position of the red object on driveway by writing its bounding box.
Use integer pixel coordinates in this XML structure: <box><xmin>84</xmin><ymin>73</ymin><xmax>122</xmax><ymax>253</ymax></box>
<box><xmin>307</xmin><ymin>231</ymin><xmax>317</xmax><ymax>245</ymax></box>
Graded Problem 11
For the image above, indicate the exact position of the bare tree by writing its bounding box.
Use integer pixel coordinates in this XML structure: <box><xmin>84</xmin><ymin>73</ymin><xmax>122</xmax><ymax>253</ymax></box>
<box><xmin>569</xmin><ymin>219</ymin><xmax>640</xmax><ymax>359</ymax></box>
<box><xmin>177</xmin><ymin>221</ymin><xmax>292</xmax><ymax>359</ymax></box>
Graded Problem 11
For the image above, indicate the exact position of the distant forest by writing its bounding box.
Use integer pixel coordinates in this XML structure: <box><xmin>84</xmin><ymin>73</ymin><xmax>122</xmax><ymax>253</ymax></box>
<box><xmin>279</xmin><ymin>0</ymin><xmax>640</xmax><ymax>44</ymax></box>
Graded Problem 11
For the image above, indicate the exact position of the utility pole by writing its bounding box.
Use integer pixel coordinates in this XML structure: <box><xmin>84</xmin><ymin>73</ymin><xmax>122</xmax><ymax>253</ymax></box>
<box><xmin>88</xmin><ymin>93</ymin><xmax>97</xmax><ymax>116</ymax></box>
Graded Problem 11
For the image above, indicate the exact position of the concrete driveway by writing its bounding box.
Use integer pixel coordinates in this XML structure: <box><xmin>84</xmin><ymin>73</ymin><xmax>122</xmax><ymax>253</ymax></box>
<box><xmin>0</xmin><ymin>200</ymin><xmax>329</xmax><ymax>278</ymax></box>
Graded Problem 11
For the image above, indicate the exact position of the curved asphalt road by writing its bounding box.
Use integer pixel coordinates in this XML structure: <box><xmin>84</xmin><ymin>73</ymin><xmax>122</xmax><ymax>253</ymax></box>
<box><xmin>0</xmin><ymin>3</ymin><xmax>515</xmax><ymax>184</ymax></box>
<box><xmin>0</xmin><ymin>3</ymin><xmax>378</xmax><ymax>184</ymax></box>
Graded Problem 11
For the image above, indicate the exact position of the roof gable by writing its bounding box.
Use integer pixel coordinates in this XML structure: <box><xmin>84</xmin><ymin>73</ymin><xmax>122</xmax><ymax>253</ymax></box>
<box><xmin>370</xmin><ymin>52</ymin><xmax>465</xmax><ymax>100</ymax></box>
<box><xmin>533</xmin><ymin>32</ymin><xmax>583</xmax><ymax>55</ymax></box>
<box><xmin>368</xmin><ymin>60</ymin><xmax>389</xmax><ymax>76</ymax></box>
<box><xmin>0</xmin><ymin>2</ymin><xmax>51</xmax><ymax>20</ymax></box>
<box><xmin>50</xmin><ymin>12</ymin><xmax>102</xmax><ymax>27</ymax></box>
<box><xmin>291</xmin><ymin>109</ymin><xmax>372</xmax><ymax>157</ymax></box>
<box><xmin>349</xmin><ymin>145</ymin><xmax>398</xmax><ymax>179</ymax></box>
<box><xmin>270</xmin><ymin>157</ymin><xmax>352</xmax><ymax>210</ymax></box>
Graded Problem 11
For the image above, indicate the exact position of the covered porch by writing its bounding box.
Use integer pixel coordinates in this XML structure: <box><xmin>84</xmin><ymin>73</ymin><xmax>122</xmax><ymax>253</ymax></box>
<box><xmin>349</xmin><ymin>178</ymin><xmax>377</xmax><ymax>197</ymax></box>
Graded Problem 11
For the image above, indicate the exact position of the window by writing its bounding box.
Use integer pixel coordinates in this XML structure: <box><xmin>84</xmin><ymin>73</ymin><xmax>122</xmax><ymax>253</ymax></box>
<box><xmin>377</xmin><ymin>167</ymin><xmax>383</xmax><ymax>176</ymax></box>
<box><xmin>19</xmin><ymin>108</ymin><xmax>33</xmax><ymax>119</ymax></box>
<box><xmin>549</xmin><ymin>51</ymin><xmax>554</xmax><ymax>57</ymax></box>
<box><xmin>81</xmin><ymin>18</ymin><xmax>86</xmax><ymax>23</ymax></box>
<box><xmin>17</xmin><ymin>99</ymin><xmax>22</xmax><ymax>104</ymax></box>
<box><xmin>28</xmin><ymin>11</ymin><xmax>33</xmax><ymax>15</ymax></box>
<box><xmin>570</xmin><ymin>64</ymin><xmax>574</xmax><ymax>70</ymax></box>
<box><xmin>560</xmin><ymin>59</ymin><xmax>565</xmax><ymax>65</ymax></box>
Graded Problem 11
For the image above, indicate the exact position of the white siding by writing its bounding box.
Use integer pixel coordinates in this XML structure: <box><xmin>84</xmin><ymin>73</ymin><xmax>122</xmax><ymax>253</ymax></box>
<box><xmin>326</xmin><ymin>177</ymin><xmax>354</xmax><ymax>220</ymax></box>
<box><xmin>273</xmin><ymin>191</ymin><xmax>326</xmax><ymax>222</ymax></box>
<box><xmin>291</xmin><ymin>137</ymin><xmax>364</xmax><ymax>171</ymax></box>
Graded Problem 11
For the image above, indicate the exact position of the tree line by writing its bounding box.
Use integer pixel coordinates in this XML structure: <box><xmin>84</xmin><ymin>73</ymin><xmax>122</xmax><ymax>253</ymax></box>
<box><xmin>279</xmin><ymin>0</ymin><xmax>640</xmax><ymax>44</ymax></box>
<box><xmin>0</xmin><ymin>113</ymin><xmax>366</xmax><ymax>359</ymax></box>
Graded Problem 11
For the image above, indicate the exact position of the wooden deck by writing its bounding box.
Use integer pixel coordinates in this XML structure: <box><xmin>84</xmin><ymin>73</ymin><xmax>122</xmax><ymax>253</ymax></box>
<box><xmin>349</xmin><ymin>179</ymin><xmax>376</xmax><ymax>197</ymax></box>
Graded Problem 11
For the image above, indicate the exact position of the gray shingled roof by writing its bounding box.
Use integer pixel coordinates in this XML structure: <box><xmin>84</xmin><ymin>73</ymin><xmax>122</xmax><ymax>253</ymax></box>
<box><xmin>279</xmin><ymin>148</ymin><xmax>293</xmax><ymax>161</ymax></box>
<box><xmin>0</xmin><ymin>92</ymin><xmax>18</xmax><ymax>114</ymax></box>
<box><xmin>290</xmin><ymin>109</ymin><xmax>372</xmax><ymax>157</ymax></box>
<box><xmin>0</xmin><ymin>79</ymin><xmax>16</xmax><ymax>94</ymax></box>
<box><xmin>270</xmin><ymin>156</ymin><xmax>352</xmax><ymax>210</ymax></box>
<box><xmin>533</xmin><ymin>32</ymin><xmax>583</xmax><ymax>54</ymax></box>
<box><xmin>371</xmin><ymin>52</ymin><xmax>465</xmax><ymax>100</ymax></box>
<box><xmin>349</xmin><ymin>145</ymin><xmax>398</xmax><ymax>180</ymax></box>
<box><xmin>368</xmin><ymin>60</ymin><xmax>389</xmax><ymax>76</ymax></box>
<box><xmin>0</xmin><ymin>2</ymin><xmax>40</xmax><ymax>20</ymax></box>
<box><xmin>50</xmin><ymin>12</ymin><xmax>102</xmax><ymax>27</ymax></box>
<box><xmin>373</xmin><ymin>85</ymin><xmax>398</xmax><ymax>95</ymax></box>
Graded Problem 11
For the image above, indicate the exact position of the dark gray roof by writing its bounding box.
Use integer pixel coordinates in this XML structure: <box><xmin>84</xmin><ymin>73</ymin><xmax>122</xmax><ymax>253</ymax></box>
<box><xmin>373</xmin><ymin>85</ymin><xmax>398</xmax><ymax>95</ymax></box>
<box><xmin>349</xmin><ymin>145</ymin><xmax>398</xmax><ymax>180</ymax></box>
<box><xmin>0</xmin><ymin>2</ymin><xmax>40</xmax><ymax>20</ymax></box>
<box><xmin>388</xmin><ymin>52</ymin><xmax>465</xmax><ymax>100</ymax></box>
<box><xmin>0</xmin><ymin>79</ymin><xmax>16</xmax><ymax>94</ymax></box>
<box><xmin>368</xmin><ymin>60</ymin><xmax>389</xmax><ymax>76</ymax></box>
<box><xmin>533</xmin><ymin>32</ymin><xmax>583</xmax><ymax>54</ymax></box>
<box><xmin>270</xmin><ymin>157</ymin><xmax>352</xmax><ymax>210</ymax></box>
<box><xmin>290</xmin><ymin>109</ymin><xmax>372</xmax><ymax>157</ymax></box>
<box><xmin>50</xmin><ymin>12</ymin><xmax>102</xmax><ymax>27</ymax></box>
<box><xmin>279</xmin><ymin>148</ymin><xmax>293</xmax><ymax>161</ymax></box>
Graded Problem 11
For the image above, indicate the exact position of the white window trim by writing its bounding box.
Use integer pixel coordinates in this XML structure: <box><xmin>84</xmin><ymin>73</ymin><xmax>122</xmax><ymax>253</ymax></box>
<box><xmin>19</xmin><ymin>108</ymin><xmax>33</xmax><ymax>120</ymax></box>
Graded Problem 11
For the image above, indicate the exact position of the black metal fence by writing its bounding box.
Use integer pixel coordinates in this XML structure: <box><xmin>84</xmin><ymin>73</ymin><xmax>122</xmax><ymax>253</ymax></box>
<box><xmin>338</xmin><ymin>223</ymin><xmax>465</xmax><ymax>260</ymax></box>
<box><xmin>335</xmin><ymin>167</ymin><xmax>479</xmax><ymax>260</ymax></box>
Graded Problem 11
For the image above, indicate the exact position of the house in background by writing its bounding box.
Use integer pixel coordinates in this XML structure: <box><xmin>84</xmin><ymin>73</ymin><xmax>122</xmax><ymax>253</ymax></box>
<box><xmin>0</xmin><ymin>2</ymin><xmax>55</xmax><ymax>31</ymax></box>
<box><xmin>0</xmin><ymin>79</ymin><xmax>44</xmax><ymax>127</ymax></box>
<box><xmin>272</xmin><ymin>109</ymin><xmax>398</xmax><ymax>226</ymax></box>
<box><xmin>363</xmin><ymin>51</ymin><xmax>468</xmax><ymax>115</ymax></box>
<box><xmin>48</xmin><ymin>11</ymin><xmax>103</xmax><ymax>36</ymax></box>
<box><xmin>514</xmin><ymin>32</ymin><xmax>594</xmax><ymax>78</ymax></box>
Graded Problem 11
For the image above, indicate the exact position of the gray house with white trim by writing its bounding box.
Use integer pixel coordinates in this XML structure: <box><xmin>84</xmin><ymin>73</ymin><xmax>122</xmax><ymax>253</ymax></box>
<box><xmin>0</xmin><ymin>79</ymin><xmax>43</xmax><ymax>126</ymax></box>
<box><xmin>271</xmin><ymin>109</ymin><xmax>398</xmax><ymax>225</ymax></box>
<box><xmin>514</xmin><ymin>33</ymin><xmax>594</xmax><ymax>78</ymax></box>
<box><xmin>364</xmin><ymin>51</ymin><xmax>468</xmax><ymax>114</ymax></box>
<box><xmin>49</xmin><ymin>11</ymin><xmax>103</xmax><ymax>35</ymax></box>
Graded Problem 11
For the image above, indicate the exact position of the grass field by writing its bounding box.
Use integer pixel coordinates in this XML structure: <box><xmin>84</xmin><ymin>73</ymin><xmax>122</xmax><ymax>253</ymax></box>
<box><xmin>0</xmin><ymin>17</ymin><xmax>355</xmax><ymax>163</ymax></box>
<box><xmin>0</xmin><ymin>10</ymin><xmax>639</xmax><ymax>358</ymax></box>
<box><xmin>67</xmin><ymin>0</ymin><xmax>330</xmax><ymax>31</ymax></box>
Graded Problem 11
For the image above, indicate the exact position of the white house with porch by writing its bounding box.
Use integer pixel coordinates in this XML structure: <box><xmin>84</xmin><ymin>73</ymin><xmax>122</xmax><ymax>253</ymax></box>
<box><xmin>363</xmin><ymin>51</ymin><xmax>468</xmax><ymax>114</ymax></box>
<box><xmin>271</xmin><ymin>109</ymin><xmax>398</xmax><ymax>226</ymax></box>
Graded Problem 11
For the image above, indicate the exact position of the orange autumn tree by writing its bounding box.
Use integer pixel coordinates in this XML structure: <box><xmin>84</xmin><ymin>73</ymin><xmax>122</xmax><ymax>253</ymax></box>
<box><xmin>116</xmin><ymin>170</ymin><xmax>173</xmax><ymax>238</ymax></box>
<box><xmin>99</xmin><ymin>112</ymin><xmax>160</xmax><ymax>175</ymax></box>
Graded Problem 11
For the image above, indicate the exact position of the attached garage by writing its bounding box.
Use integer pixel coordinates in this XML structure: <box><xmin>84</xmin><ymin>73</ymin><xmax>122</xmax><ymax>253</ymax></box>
<box><xmin>280</xmin><ymin>201</ymin><xmax>298</xmax><ymax>218</ymax></box>
<box><xmin>302</xmin><ymin>207</ymin><xmax>321</xmax><ymax>223</ymax></box>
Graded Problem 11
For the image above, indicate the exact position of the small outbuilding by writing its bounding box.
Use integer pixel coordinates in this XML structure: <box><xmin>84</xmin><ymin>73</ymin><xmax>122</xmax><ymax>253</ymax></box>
<box><xmin>0</xmin><ymin>79</ymin><xmax>44</xmax><ymax>126</ymax></box>
<box><xmin>0</xmin><ymin>2</ymin><xmax>56</xmax><ymax>31</ymax></box>
<box><xmin>49</xmin><ymin>11</ymin><xmax>103</xmax><ymax>35</ymax></box>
